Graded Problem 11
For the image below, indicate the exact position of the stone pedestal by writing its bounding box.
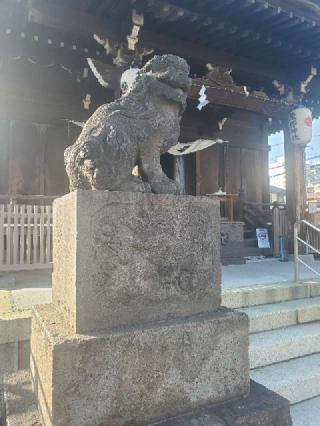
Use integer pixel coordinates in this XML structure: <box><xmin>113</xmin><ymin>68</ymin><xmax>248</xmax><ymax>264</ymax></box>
<box><xmin>31</xmin><ymin>305</ymin><xmax>249</xmax><ymax>426</ymax></box>
<box><xmin>4</xmin><ymin>190</ymin><xmax>291</xmax><ymax>425</ymax></box>
<box><xmin>52</xmin><ymin>191</ymin><xmax>221</xmax><ymax>333</ymax></box>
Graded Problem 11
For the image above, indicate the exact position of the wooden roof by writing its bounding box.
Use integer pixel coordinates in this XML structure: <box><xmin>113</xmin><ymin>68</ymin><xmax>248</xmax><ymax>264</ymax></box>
<box><xmin>139</xmin><ymin>0</ymin><xmax>320</xmax><ymax>67</ymax></box>
<box><xmin>44</xmin><ymin>0</ymin><xmax>320</xmax><ymax>68</ymax></box>
<box><xmin>3</xmin><ymin>0</ymin><xmax>320</xmax><ymax>122</ymax></box>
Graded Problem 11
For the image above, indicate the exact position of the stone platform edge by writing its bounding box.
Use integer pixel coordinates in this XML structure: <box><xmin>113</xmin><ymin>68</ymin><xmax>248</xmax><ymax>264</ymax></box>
<box><xmin>3</xmin><ymin>370</ymin><xmax>291</xmax><ymax>426</ymax></box>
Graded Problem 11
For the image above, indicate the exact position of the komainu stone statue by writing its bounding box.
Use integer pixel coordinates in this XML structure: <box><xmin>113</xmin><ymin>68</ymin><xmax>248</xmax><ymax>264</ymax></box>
<box><xmin>64</xmin><ymin>54</ymin><xmax>191</xmax><ymax>194</ymax></box>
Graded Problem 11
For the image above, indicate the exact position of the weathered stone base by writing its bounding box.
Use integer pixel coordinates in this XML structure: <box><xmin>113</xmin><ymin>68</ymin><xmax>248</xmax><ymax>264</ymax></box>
<box><xmin>152</xmin><ymin>380</ymin><xmax>292</xmax><ymax>426</ymax></box>
<box><xmin>30</xmin><ymin>304</ymin><xmax>249</xmax><ymax>426</ymax></box>
<box><xmin>3</xmin><ymin>371</ymin><xmax>291</xmax><ymax>426</ymax></box>
<box><xmin>4</xmin><ymin>370</ymin><xmax>41</xmax><ymax>426</ymax></box>
<box><xmin>52</xmin><ymin>191</ymin><xmax>221</xmax><ymax>334</ymax></box>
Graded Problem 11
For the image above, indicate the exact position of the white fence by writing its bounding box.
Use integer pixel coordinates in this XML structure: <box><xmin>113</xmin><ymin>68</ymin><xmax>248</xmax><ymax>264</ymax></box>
<box><xmin>0</xmin><ymin>204</ymin><xmax>53</xmax><ymax>271</ymax></box>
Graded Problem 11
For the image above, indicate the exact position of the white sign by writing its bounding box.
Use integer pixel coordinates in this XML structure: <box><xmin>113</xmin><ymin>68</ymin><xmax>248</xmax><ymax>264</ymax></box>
<box><xmin>256</xmin><ymin>228</ymin><xmax>271</xmax><ymax>249</ymax></box>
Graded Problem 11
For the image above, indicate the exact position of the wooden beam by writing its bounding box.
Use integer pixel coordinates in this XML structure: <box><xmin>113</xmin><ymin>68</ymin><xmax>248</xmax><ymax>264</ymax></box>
<box><xmin>0</xmin><ymin>1</ymin><xmax>27</xmax><ymax>27</ymax></box>
<box><xmin>142</xmin><ymin>0</ymin><xmax>320</xmax><ymax>66</ymax></box>
<box><xmin>283</xmin><ymin>122</ymin><xmax>306</xmax><ymax>252</ymax></box>
<box><xmin>25</xmin><ymin>0</ymin><xmax>295</xmax><ymax>83</ymax></box>
<box><xmin>0</xmin><ymin>86</ymin><xmax>105</xmax><ymax>123</ymax></box>
<box><xmin>261</xmin><ymin>118</ymin><xmax>271</xmax><ymax>205</ymax></box>
<box><xmin>28</xmin><ymin>0</ymin><xmax>122</xmax><ymax>41</ymax></box>
<box><xmin>139</xmin><ymin>29</ymin><xmax>300</xmax><ymax>83</ymax></box>
<box><xmin>189</xmin><ymin>84</ymin><xmax>293</xmax><ymax>118</ymax></box>
<box><xmin>0</xmin><ymin>120</ymin><xmax>10</xmax><ymax>194</ymax></box>
<box><xmin>195</xmin><ymin>152</ymin><xmax>201</xmax><ymax>196</ymax></box>
<box><xmin>268</xmin><ymin>0</ymin><xmax>320</xmax><ymax>26</ymax></box>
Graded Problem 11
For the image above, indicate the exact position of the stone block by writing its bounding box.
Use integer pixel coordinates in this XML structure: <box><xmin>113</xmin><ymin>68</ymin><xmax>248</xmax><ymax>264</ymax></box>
<box><xmin>310</xmin><ymin>281</ymin><xmax>320</xmax><ymax>297</ymax></box>
<box><xmin>0</xmin><ymin>342</ymin><xmax>18</xmax><ymax>376</ymax></box>
<box><xmin>222</xmin><ymin>282</ymin><xmax>311</xmax><ymax>310</ymax></box>
<box><xmin>3</xmin><ymin>373</ymin><xmax>291</xmax><ymax>426</ymax></box>
<box><xmin>0</xmin><ymin>313</ymin><xmax>31</xmax><ymax>344</ymax></box>
<box><xmin>30</xmin><ymin>304</ymin><xmax>249</xmax><ymax>426</ymax></box>
<box><xmin>152</xmin><ymin>381</ymin><xmax>292</xmax><ymax>426</ymax></box>
<box><xmin>18</xmin><ymin>340</ymin><xmax>30</xmax><ymax>370</ymax></box>
<box><xmin>298</xmin><ymin>304</ymin><xmax>320</xmax><ymax>323</ymax></box>
<box><xmin>52</xmin><ymin>190</ymin><xmax>221</xmax><ymax>333</ymax></box>
<box><xmin>4</xmin><ymin>370</ymin><xmax>42</xmax><ymax>426</ymax></box>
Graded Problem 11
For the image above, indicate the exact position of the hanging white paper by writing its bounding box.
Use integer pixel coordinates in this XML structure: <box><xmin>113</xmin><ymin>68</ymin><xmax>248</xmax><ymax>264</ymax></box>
<box><xmin>87</xmin><ymin>58</ymin><xmax>109</xmax><ymax>87</ymax></box>
<box><xmin>168</xmin><ymin>138</ymin><xmax>228</xmax><ymax>156</ymax></box>
<box><xmin>197</xmin><ymin>85</ymin><xmax>209</xmax><ymax>110</ymax></box>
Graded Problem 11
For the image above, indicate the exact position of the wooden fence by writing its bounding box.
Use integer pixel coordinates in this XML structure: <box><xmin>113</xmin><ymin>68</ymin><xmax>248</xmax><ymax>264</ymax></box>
<box><xmin>0</xmin><ymin>204</ymin><xmax>53</xmax><ymax>271</ymax></box>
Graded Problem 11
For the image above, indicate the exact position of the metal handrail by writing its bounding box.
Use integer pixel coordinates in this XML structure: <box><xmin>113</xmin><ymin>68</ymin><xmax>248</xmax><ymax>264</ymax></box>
<box><xmin>294</xmin><ymin>219</ymin><xmax>320</xmax><ymax>282</ymax></box>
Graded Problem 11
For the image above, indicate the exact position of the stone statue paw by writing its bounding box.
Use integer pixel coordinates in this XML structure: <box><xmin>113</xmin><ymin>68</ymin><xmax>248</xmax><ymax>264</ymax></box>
<box><xmin>150</xmin><ymin>176</ymin><xmax>182</xmax><ymax>195</ymax></box>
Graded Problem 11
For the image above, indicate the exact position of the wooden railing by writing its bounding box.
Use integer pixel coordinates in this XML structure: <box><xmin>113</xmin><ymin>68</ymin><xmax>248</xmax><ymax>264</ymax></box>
<box><xmin>0</xmin><ymin>203</ymin><xmax>53</xmax><ymax>271</ymax></box>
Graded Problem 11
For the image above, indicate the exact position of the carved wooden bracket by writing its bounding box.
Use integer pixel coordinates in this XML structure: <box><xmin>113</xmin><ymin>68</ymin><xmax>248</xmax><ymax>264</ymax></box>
<box><xmin>127</xmin><ymin>10</ymin><xmax>144</xmax><ymax>51</ymax></box>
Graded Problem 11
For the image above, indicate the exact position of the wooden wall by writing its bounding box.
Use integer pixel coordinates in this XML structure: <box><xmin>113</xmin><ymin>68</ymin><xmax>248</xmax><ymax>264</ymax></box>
<box><xmin>183</xmin><ymin>110</ymin><xmax>270</xmax><ymax>215</ymax></box>
<box><xmin>0</xmin><ymin>107</ymin><xmax>270</xmax><ymax>202</ymax></box>
<box><xmin>0</xmin><ymin>26</ymin><xmax>113</xmax><ymax>197</ymax></box>
<box><xmin>0</xmin><ymin>120</ymin><xmax>80</xmax><ymax>196</ymax></box>
<box><xmin>0</xmin><ymin>48</ymin><xmax>270</xmax><ymax>201</ymax></box>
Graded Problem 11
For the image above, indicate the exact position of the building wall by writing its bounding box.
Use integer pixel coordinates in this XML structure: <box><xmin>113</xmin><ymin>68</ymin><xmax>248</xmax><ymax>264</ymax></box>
<box><xmin>194</xmin><ymin>111</ymin><xmax>270</xmax><ymax>212</ymax></box>
<box><xmin>0</xmin><ymin>37</ymin><xmax>113</xmax><ymax>197</ymax></box>
<box><xmin>0</xmin><ymin>120</ymin><xmax>80</xmax><ymax>196</ymax></box>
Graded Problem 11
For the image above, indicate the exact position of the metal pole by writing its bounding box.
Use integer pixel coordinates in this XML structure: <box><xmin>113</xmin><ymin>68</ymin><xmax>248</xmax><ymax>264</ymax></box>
<box><xmin>294</xmin><ymin>222</ymin><xmax>299</xmax><ymax>282</ymax></box>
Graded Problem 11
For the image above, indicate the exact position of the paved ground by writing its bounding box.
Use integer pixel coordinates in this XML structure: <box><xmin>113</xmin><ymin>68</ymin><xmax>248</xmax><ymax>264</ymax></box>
<box><xmin>0</xmin><ymin>270</ymin><xmax>51</xmax><ymax>316</ymax></box>
<box><xmin>0</xmin><ymin>265</ymin><xmax>320</xmax><ymax>426</ymax></box>
<box><xmin>291</xmin><ymin>396</ymin><xmax>320</xmax><ymax>426</ymax></box>
<box><xmin>0</xmin><ymin>260</ymin><xmax>319</xmax><ymax>314</ymax></box>
<box><xmin>222</xmin><ymin>258</ymin><xmax>320</xmax><ymax>290</ymax></box>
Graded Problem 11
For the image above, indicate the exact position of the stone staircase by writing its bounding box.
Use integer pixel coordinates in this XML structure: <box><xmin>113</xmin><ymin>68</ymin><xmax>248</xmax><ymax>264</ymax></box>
<box><xmin>222</xmin><ymin>279</ymin><xmax>320</xmax><ymax>426</ymax></box>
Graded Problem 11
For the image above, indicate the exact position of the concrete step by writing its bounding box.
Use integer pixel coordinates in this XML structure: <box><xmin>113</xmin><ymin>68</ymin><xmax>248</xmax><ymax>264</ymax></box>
<box><xmin>221</xmin><ymin>244</ymin><xmax>273</xmax><ymax>259</ymax></box>
<box><xmin>250</xmin><ymin>322</ymin><xmax>320</xmax><ymax>368</ymax></box>
<box><xmin>251</xmin><ymin>353</ymin><xmax>320</xmax><ymax>404</ymax></box>
<box><xmin>222</xmin><ymin>280</ymin><xmax>320</xmax><ymax>309</ymax></box>
<box><xmin>0</xmin><ymin>275</ymin><xmax>16</xmax><ymax>290</ymax></box>
<box><xmin>241</xmin><ymin>297</ymin><xmax>320</xmax><ymax>333</ymax></box>
<box><xmin>291</xmin><ymin>396</ymin><xmax>320</xmax><ymax>426</ymax></box>
<box><xmin>221</xmin><ymin>257</ymin><xmax>245</xmax><ymax>266</ymax></box>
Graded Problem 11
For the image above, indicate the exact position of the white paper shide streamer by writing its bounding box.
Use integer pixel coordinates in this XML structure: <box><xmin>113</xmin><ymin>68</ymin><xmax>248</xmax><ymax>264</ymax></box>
<box><xmin>197</xmin><ymin>85</ymin><xmax>209</xmax><ymax>110</ymax></box>
<box><xmin>168</xmin><ymin>138</ymin><xmax>228</xmax><ymax>156</ymax></box>
<box><xmin>87</xmin><ymin>58</ymin><xmax>109</xmax><ymax>88</ymax></box>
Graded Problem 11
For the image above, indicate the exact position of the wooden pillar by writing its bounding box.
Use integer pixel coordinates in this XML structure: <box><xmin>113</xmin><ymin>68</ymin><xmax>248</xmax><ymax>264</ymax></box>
<box><xmin>34</xmin><ymin>124</ymin><xmax>50</xmax><ymax>196</ymax></box>
<box><xmin>174</xmin><ymin>156</ymin><xmax>185</xmax><ymax>195</ymax></box>
<box><xmin>284</xmin><ymin>122</ymin><xmax>306</xmax><ymax>252</ymax></box>
<box><xmin>0</xmin><ymin>119</ymin><xmax>10</xmax><ymax>195</ymax></box>
<box><xmin>196</xmin><ymin>151</ymin><xmax>201</xmax><ymax>196</ymax></box>
<box><xmin>261</xmin><ymin>118</ymin><xmax>271</xmax><ymax>205</ymax></box>
<box><xmin>8</xmin><ymin>120</ymin><xmax>15</xmax><ymax>196</ymax></box>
